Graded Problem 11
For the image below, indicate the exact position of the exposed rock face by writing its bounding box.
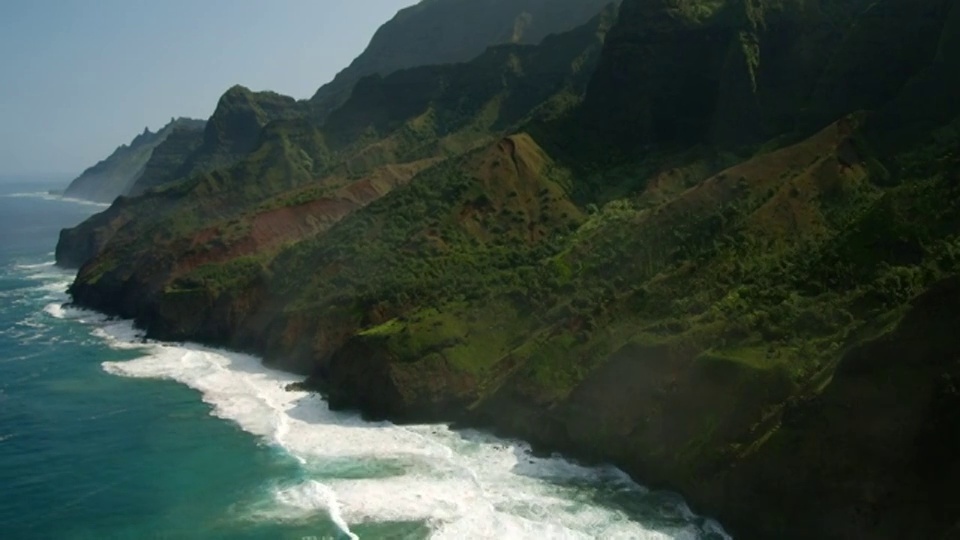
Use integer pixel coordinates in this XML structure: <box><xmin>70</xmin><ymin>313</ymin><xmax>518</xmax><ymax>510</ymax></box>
<box><xmin>63</xmin><ymin>117</ymin><xmax>204</xmax><ymax>202</ymax></box>
<box><xmin>310</xmin><ymin>0</ymin><xmax>618</xmax><ymax>118</ymax></box>
<box><xmin>56</xmin><ymin>0</ymin><xmax>960</xmax><ymax>538</ymax></box>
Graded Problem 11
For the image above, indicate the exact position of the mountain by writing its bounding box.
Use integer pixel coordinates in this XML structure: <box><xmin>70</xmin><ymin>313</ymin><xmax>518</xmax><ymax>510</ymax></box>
<box><xmin>55</xmin><ymin>3</ymin><xmax>617</xmax><ymax>274</ymax></box>
<box><xmin>129</xmin><ymin>86</ymin><xmax>307</xmax><ymax>197</ymax></box>
<box><xmin>63</xmin><ymin>118</ymin><xmax>205</xmax><ymax>203</ymax></box>
<box><xmin>71</xmin><ymin>0</ymin><xmax>615</xmax><ymax>206</ymax></box>
<box><xmin>127</xmin><ymin>124</ymin><xmax>206</xmax><ymax>197</ymax></box>
<box><xmin>56</xmin><ymin>0</ymin><xmax>960</xmax><ymax>538</ymax></box>
<box><xmin>309</xmin><ymin>0</ymin><xmax>616</xmax><ymax>118</ymax></box>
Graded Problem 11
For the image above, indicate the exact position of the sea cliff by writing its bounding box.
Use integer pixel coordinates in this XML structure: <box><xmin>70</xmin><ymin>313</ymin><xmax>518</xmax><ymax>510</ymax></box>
<box><xmin>57</xmin><ymin>1</ymin><xmax>960</xmax><ymax>537</ymax></box>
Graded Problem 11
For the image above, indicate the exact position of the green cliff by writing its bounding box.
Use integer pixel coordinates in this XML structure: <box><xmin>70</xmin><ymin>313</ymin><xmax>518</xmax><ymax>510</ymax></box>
<box><xmin>57</xmin><ymin>0</ymin><xmax>960</xmax><ymax>538</ymax></box>
<box><xmin>309</xmin><ymin>0</ymin><xmax>617</xmax><ymax>118</ymax></box>
<box><xmin>128</xmin><ymin>86</ymin><xmax>307</xmax><ymax>197</ymax></box>
<box><xmin>63</xmin><ymin>117</ymin><xmax>204</xmax><ymax>203</ymax></box>
<box><xmin>127</xmin><ymin>124</ymin><xmax>205</xmax><ymax>197</ymax></box>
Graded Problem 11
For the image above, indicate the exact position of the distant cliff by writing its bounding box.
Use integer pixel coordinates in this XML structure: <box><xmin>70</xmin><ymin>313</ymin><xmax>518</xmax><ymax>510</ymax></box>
<box><xmin>309</xmin><ymin>0</ymin><xmax>617</xmax><ymax>118</ymax></box>
<box><xmin>128</xmin><ymin>86</ymin><xmax>306</xmax><ymax>196</ymax></box>
<box><xmin>63</xmin><ymin>118</ymin><xmax>204</xmax><ymax>203</ymax></box>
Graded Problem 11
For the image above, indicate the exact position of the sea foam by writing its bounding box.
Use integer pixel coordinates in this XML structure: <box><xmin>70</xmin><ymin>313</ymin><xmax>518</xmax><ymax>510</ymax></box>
<box><xmin>97</xmin><ymin>322</ymin><xmax>727</xmax><ymax>539</ymax></box>
<box><xmin>2</xmin><ymin>192</ymin><xmax>110</xmax><ymax>208</ymax></box>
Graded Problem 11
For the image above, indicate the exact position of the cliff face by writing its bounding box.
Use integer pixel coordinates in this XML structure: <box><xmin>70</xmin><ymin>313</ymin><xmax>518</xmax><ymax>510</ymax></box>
<box><xmin>719</xmin><ymin>275</ymin><xmax>960</xmax><ymax>538</ymax></box>
<box><xmin>309</xmin><ymin>0</ymin><xmax>617</xmax><ymax>118</ymax></box>
<box><xmin>127</xmin><ymin>125</ymin><xmax>205</xmax><ymax>196</ymax></box>
<box><xmin>63</xmin><ymin>117</ymin><xmax>204</xmax><ymax>202</ymax></box>
<box><xmin>578</xmin><ymin>0</ymin><xmax>954</xmax><ymax>154</ymax></box>
<box><xmin>125</xmin><ymin>86</ymin><xmax>307</xmax><ymax>198</ymax></box>
<box><xmin>56</xmin><ymin>0</ymin><xmax>960</xmax><ymax>538</ymax></box>
<box><xmin>58</xmin><ymin>5</ymin><xmax>615</xmax><ymax>339</ymax></box>
<box><xmin>68</xmin><ymin>0</ymin><xmax>616</xmax><ymax>210</ymax></box>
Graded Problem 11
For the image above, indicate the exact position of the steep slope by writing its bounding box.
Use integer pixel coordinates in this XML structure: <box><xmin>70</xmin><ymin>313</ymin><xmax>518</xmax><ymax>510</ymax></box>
<box><xmin>310</xmin><ymin>0</ymin><xmax>616</xmax><ymax>118</ymax></box>
<box><xmin>56</xmin><ymin>0</ymin><xmax>960</xmax><ymax>538</ymax></box>
<box><xmin>67</xmin><ymin>0</ymin><xmax>616</xmax><ymax>207</ymax></box>
<box><xmin>63</xmin><ymin>117</ymin><xmax>204</xmax><ymax>202</ymax></box>
<box><xmin>57</xmin><ymin>6</ymin><xmax>616</xmax><ymax>323</ymax></box>
<box><xmin>565</xmin><ymin>0</ymin><xmax>953</xmax><ymax>166</ymax></box>
<box><xmin>127</xmin><ymin>124</ymin><xmax>205</xmax><ymax>197</ymax></box>
<box><xmin>127</xmin><ymin>86</ymin><xmax>307</xmax><ymax>197</ymax></box>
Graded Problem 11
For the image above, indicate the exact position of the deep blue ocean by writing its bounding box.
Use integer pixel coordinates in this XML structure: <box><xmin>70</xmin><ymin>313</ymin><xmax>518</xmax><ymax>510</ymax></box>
<box><xmin>0</xmin><ymin>181</ymin><xmax>729</xmax><ymax>540</ymax></box>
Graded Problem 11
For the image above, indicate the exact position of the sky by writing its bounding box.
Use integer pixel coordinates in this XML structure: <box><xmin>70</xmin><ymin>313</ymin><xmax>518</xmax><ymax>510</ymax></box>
<box><xmin>0</xmin><ymin>0</ymin><xmax>416</xmax><ymax>179</ymax></box>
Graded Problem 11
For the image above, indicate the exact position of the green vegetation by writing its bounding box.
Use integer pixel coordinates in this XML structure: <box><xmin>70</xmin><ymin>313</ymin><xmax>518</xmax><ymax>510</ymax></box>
<box><xmin>64</xmin><ymin>117</ymin><xmax>205</xmax><ymax>202</ymax></box>
<box><xmin>309</xmin><ymin>0</ymin><xmax>615</xmax><ymax>118</ymax></box>
<box><xmin>57</xmin><ymin>1</ymin><xmax>960</xmax><ymax>538</ymax></box>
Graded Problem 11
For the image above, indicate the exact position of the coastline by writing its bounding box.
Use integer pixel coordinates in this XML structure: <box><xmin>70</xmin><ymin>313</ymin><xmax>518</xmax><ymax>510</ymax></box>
<box><xmin>60</xmin><ymin>253</ymin><xmax>960</xmax><ymax>539</ymax></box>
<box><xmin>53</xmin><ymin>284</ymin><xmax>730</xmax><ymax>539</ymax></box>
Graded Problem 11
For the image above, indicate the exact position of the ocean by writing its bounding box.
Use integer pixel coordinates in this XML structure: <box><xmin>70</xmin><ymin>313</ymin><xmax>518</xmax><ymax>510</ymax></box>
<box><xmin>0</xmin><ymin>181</ymin><xmax>729</xmax><ymax>540</ymax></box>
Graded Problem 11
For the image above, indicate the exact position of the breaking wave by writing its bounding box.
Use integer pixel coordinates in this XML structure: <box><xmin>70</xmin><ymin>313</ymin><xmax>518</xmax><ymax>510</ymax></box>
<box><xmin>98</xmin><ymin>323</ymin><xmax>728</xmax><ymax>539</ymax></box>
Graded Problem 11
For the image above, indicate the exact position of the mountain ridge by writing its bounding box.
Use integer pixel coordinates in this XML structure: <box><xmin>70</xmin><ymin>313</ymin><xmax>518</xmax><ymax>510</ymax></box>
<box><xmin>309</xmin><ymin>0</ymin><xmax>618</xmax><ymax>118</ymax></box>
<box><xmin>63</xmin><ymin>117</ymin><xmax>205</xmax><ymax>203</ymax></box>
<box><xmin>56</xmin><ymin>0</ymin><xmax>960</xmax><ymax>538</ymax></box>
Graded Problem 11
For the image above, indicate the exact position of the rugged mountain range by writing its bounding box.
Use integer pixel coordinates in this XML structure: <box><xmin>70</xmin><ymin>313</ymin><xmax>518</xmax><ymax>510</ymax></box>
<box><xmin>63</xmin><ymin>117</ymin><xmax>205</xmax><ymax>202</ymax></box>
<box><xmin>56</xmin><ymin>0</ymin><xmax>960</xmax><ymax>538</ymax></box>
<box><xmin>309</xmin><ymin>0</ymin><xmax>616</xmax><ymax>118</ymax></box>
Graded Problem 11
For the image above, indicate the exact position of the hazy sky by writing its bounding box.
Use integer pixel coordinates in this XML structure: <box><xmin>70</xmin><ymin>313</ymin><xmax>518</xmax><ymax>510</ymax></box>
<box><xmin>0</xmin><ymin>0</ymin><xmax>416</xmax><ymax>178</ymax></box>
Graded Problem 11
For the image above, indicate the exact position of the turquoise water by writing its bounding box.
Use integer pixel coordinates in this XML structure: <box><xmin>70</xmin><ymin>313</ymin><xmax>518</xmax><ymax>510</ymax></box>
<box><xmin>0</xmin><ymin>182</ymin><xmax>729</xmax><ymax>540</ymax></box>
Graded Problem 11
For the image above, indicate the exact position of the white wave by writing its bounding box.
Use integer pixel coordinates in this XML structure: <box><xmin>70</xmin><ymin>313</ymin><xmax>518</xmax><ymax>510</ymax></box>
<box><xmin>16</xmin><ymin>317</ymin><xmax>47</xmax><ymax>331</ymax></box>
<box><xmin>43</xmin><ymin>302</ymin><xmax>66</xmax><ymax>319</ymax></box>
<box><xmin>42</xmin><ymin>302</ymin><xmax>104</xmax><ymax>324</ymax></box>
<box><xmin>98</xmin><ymin>321</ymin><xmax>727</xmax><ymax>539</ymax></box>
<box><xmin>38</xmin><ymin>279</ymin><xmax>72</xmax><ymax>295</ymax></box>
<box><xmin>12</xmin><ymin>263</ymin><xmax>75</xmax><ymax>302</ymax></box>
<box><xmin>15</xmin><ymin>261</ymin><xmax>56</xmax><ymax>270</ymax></box>
<box><xmin>273</xmin><ymin>481</ymin><xmax>359</xmax><ymax>540</ymax></box>
<box><xmin>2</xmin><ymin>191</ymin><xmax>110</xmax><ymax>208</ymax></box>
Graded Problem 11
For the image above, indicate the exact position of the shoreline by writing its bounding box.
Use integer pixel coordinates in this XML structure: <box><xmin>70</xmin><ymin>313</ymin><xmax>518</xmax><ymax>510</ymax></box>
<box><xmin>53</xmin><ymin>288</ymin><xmax>730</xmax><ymax>538</ymax></box>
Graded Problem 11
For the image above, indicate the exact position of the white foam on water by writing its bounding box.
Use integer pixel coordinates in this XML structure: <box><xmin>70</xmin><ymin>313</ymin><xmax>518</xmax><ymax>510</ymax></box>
<box><xmin>97</xmin><ymin>321</ymin><xmax>728</xmax><ymax>539</ymax></box>
<box><xmin>2</xmin><ymin>192</ymin><xmax>110</xmax><ymax>208</ymax></box>
<box><xmin>43</xmin><ymin>303</ymin><xmax>66</xmax><ymax>319</ymax></box>
<box><xmin>15</xmin><ymin>261</ymin><xmax>56</xmax><ymax>271</ymax></box>
<box><xmin>42</xmin><ymin>302</ymin><xmax>104</xmax><ymax>324</ymax></box>
<box><xmin>36</xmin><ymin>281</ymin><xmax>73</xmax><ymax>299</ymax></box>
<box><xmin>274</xmin><ymin>481</ymin><xmax>360</xmax><ymax>540</ymax></box>
<box><xmin>11</xmin><ymin>261</ymin><xmax>74</xmax><ymax>301</ymax></box>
